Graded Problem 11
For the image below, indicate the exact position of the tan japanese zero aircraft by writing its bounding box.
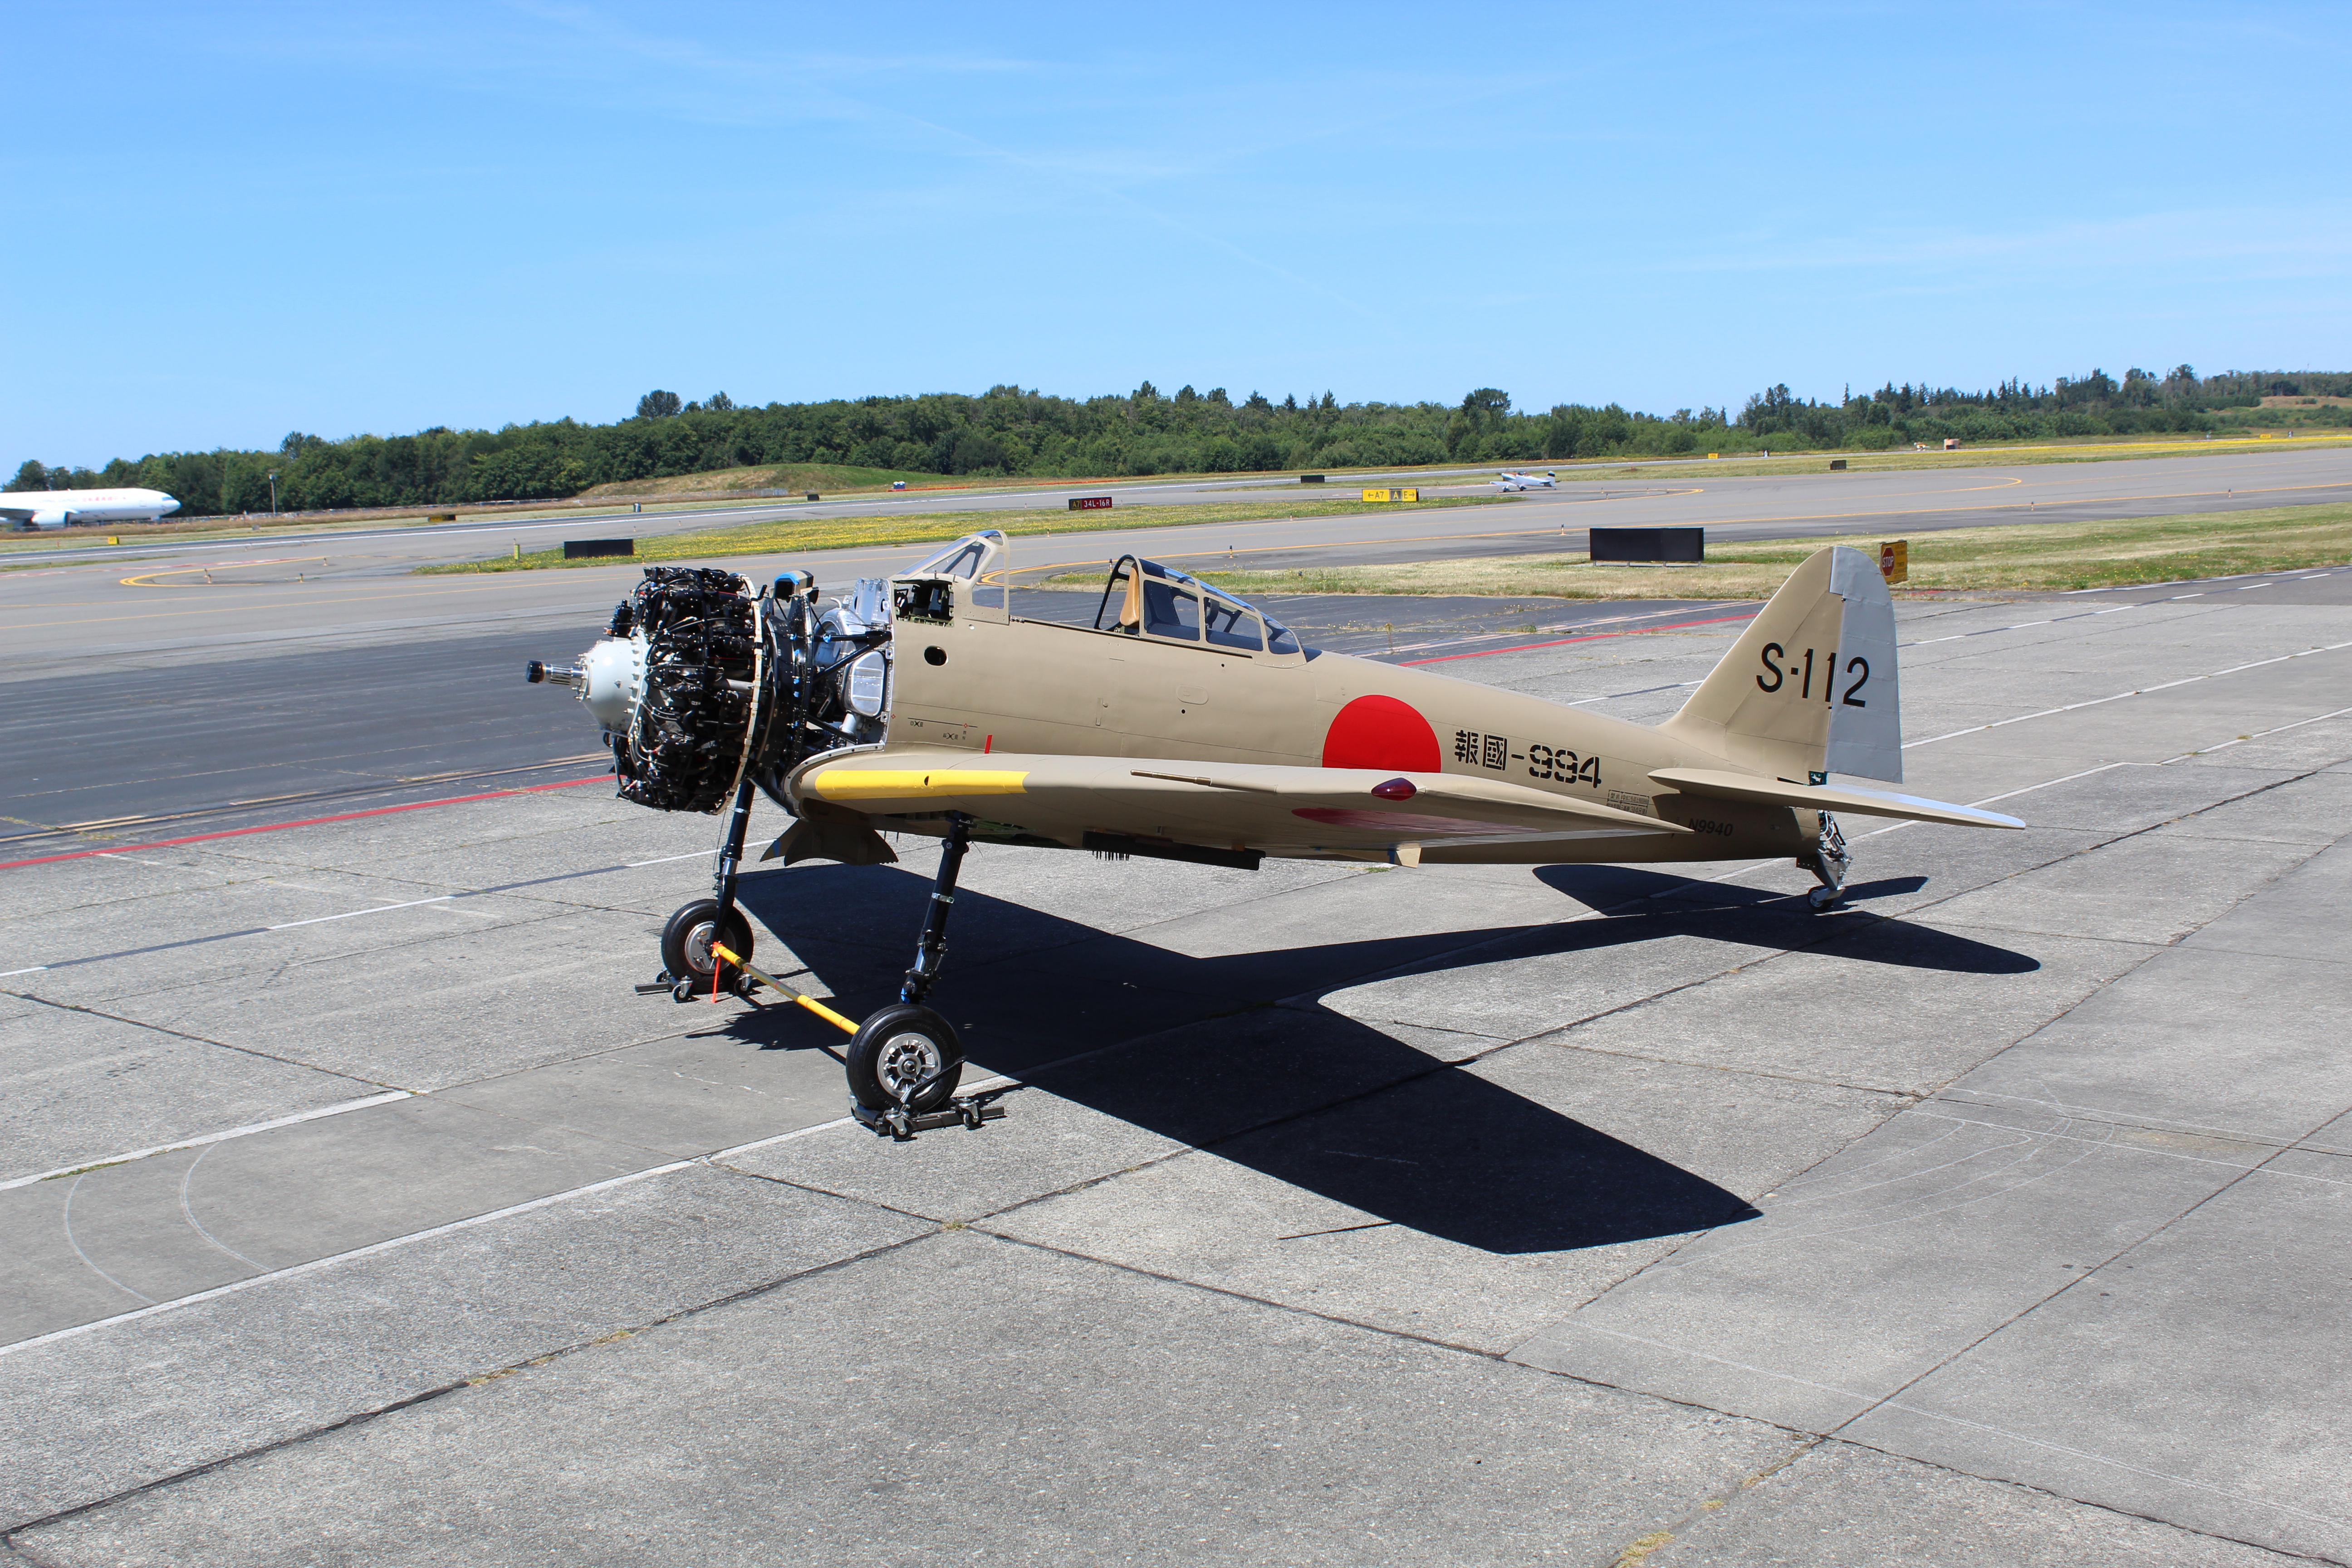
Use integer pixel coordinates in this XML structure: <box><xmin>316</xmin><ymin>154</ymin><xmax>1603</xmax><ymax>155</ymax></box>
<box><xmin>525</xmin><ymin>529</ymin><xmax>2018</xmax><ymax>1132</ymax></box>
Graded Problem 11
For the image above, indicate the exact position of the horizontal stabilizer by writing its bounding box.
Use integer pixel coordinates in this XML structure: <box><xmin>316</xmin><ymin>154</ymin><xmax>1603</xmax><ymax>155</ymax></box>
<box><xmin>1648</xmin><ymin>767</ymin><xmax>2024</xmax><ymax>829</ymax></box>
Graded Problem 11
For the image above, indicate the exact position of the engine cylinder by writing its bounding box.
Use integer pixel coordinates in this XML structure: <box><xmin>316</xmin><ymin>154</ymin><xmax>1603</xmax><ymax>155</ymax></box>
<box><xmin>613</xmin><ymin>567</ymin><xmax>760</xmax><ymax>814</ymax></box>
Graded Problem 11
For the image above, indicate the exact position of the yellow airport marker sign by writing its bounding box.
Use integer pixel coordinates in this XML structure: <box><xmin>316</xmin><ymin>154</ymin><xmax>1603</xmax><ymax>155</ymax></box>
<box><xmin>1360</xmin><ymin>487</ymin><xmax>1419</xmax><ymax>502</ymax></box>
<box><xmin>1879</xmin><ymin>539</ymin><xmax>1908</xmax><ymax>583</ymax></box>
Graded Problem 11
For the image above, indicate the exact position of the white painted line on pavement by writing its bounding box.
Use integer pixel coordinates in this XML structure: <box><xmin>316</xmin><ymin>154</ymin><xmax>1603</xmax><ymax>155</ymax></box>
<box><xmin>0</xmin><ymin>1091</ymin><xmax>416</xmax><ymax>1193</ymax></box>
<box><xmin>0</xmin><ymin>1158</ymin><xmax>696</xmax><ymax>1359</ymax></box>
<box><xmin>701</xmin><ymin>1076</ymin><xmax>1022</xmax><ymax>1165</ymax></box>
<box><xmin>267</xmin><ymin>895</ymin><xmax>453</xmax><ymax>930</ymax></box>
<box><xmin>626</xmin><ymin>850</ymin><xmax>718</xmax><ymax>868</ymax></box>
<box><xmin>2158</xmin><ymin>704</ymin><xmax>2352</xmax><ymax>761</ymax></box>
<box><xmin>1908</xmin><ymin>638</ymin><xmax>2352</xmax><ymax>750</ymax></box>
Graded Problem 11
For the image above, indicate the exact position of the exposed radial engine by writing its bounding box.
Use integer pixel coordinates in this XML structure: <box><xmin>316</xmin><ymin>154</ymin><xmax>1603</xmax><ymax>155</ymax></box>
<box><xmin>524</xmin><ymin>555</ymin><xmax>908</xmax><ymax>814</ymax></box>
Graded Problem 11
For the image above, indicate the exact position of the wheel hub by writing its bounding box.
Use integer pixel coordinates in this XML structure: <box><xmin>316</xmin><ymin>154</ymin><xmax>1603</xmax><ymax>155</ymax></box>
<box><xmin>681</xmin><ymin>921</ymin><xmax>719</xmax><ymax>973</ymax></box>
<box><xmin>876</xmin><ymin>1032</ymin><xmax>942</xmax><ymax>1100</ymax></box>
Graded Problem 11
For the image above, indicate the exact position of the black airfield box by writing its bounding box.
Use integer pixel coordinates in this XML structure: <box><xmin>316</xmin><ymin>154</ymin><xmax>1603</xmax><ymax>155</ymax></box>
<box><xmin>1589</xmin><ymin>526</ymin><xmax>1705</xmax><ymax>564</ymax></box>
<box><xmin>563</xmin><ymin>539</ymin><xmax>635</xmax><ymax>559</ymax></box>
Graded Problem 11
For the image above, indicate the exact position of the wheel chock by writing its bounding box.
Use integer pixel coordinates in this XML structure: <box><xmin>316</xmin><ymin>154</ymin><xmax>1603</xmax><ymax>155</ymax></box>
<box><xmin>851</xmin><ymin>1095</ymin><xmax>1008</xmax><ymax>1141</ymax></box>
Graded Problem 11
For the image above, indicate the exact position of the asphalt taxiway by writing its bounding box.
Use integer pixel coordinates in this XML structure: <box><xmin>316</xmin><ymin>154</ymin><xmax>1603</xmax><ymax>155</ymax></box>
<box><xmin>3</xmin><ymin>519</ymin><xmax>2348</xmax><ymax>1562</ymax></box>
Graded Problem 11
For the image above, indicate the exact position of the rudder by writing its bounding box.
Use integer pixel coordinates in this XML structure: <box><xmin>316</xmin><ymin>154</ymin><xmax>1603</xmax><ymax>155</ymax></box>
<box><xmin>1659</xmin><ymin>546</ymin><xmax>1901</xmax><ymax>783</ymax></box>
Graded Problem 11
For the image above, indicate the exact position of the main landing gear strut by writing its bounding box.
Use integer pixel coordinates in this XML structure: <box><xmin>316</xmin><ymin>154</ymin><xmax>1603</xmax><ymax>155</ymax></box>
<box><xmin>648</xmin><ymin>806</ymin><xmax>1002</xmax><ymax>1141</ymax></box>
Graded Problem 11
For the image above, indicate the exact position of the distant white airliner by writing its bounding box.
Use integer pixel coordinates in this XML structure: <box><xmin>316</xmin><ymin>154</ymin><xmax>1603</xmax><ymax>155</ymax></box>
<box><xmin>0</xmin><ymin>487</ymin><xmax>181</xmax><ymax>529</ymax></box>
<box><xmin>1488</xmin><ymin>470</ymin><xmax>1558</xmax><ymax>490</ymax></box>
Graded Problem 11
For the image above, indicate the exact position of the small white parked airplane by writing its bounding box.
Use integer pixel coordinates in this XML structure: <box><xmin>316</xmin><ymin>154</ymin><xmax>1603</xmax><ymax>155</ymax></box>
<box><xmin>0</xmin><ymin>487</ymin><xmax>181</xmax><ymax>529</ymax></box>
<box><xmin>1489</xmin><ymin>470</ymin><xmax>1558</xmax><ymax>490</ymax></box>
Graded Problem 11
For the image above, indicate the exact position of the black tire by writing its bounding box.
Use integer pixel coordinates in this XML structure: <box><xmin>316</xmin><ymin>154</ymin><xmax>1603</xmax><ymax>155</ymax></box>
<box><xmin>847</xmin><ymin>1004</ymin><xmax>963</xmax><ymax>1112</ymax></box>
<box><xmin>660</xmin><ymin>900</ymin><xmax>752</xmax><ymax>985</ymax></box>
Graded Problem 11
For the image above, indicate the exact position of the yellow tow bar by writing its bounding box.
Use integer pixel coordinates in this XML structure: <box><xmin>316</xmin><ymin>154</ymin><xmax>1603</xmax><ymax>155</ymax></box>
<box><xmin>711</xmin><ymin>942</ymin><xmax>859</xmax><ymax>1034</ymax></box>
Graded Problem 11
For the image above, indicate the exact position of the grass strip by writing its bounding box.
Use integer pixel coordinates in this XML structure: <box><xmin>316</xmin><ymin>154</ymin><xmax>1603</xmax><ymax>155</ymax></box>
<box><xmin>1187</xmin><ymin>503</ymin><xmax>2352</xmax><ymax>600</ymax></box>
<box><xmin>1519</xmin><ymin>433</ymin><xmax>2352</xmax><ymax>485</ymax></box>
<box><xmin>412</xmin><ymin>496</ymin><xmax>1513</xmax><ymax>574</ymax></box>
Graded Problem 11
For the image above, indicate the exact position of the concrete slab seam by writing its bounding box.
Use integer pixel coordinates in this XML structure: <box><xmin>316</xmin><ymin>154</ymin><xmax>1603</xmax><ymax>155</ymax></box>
<box><xmin>0</xmin><ymin>774</ymin><xmax>609</xmax><ymax>872</ymax></box>
<box><xmin>1597</xmin><ymin>1436</ymin><xmax>1826</xmax><ymax>1568</ymax></box>
<box><xmin>0</xmin><ymin>1160</ymin><xmax>695</xmax><ymax>1361</ymax></box>
<box><xmin>1636</xmin><ymin>1110</ymin><xmax>2109</xmax><ymax>1274</ymax></box>
<box><xmin>2161</xmin><ymin>704</ymin><xmax>2352</xmax><ymax>763</ymax></box>
<box><xmin>1910</xmin><ymin>1108</ymin><xmax>2350</xmax><ymax>1184</ymax></box>
<box><xmin>1865</xmin><ymin>690</ymin><xmax>2349</xmax><ymax>848</ymax></box>
<box><xmin>1856</xmin><ymin>764</ymin><xmax>2338</xmax><ymax>934</ymax></box>
<box><xmin>2162</xmin><ymin>937</ymin><xmax>2351</xmax><ymax>969</ymax></box>
<box><xmin>2</xmin><ymin>887</ymin><xmax>587</xmax><ymax>975</ymax></box>
<box><xmin>697</xmin><ymin>1076</ymin><xmax>1014</xmax><ymax>1169</ymax></box>
<box><xmin>1840</xmin><ymin>1401</ymin><xmax>2352</xmax><ymax>1542</ymax></box>
<box><xmin>1557</xmin><ymin>823</ymin><xmax>2335</xmax><ymax>1276</ymax></box>
<box><xmin>5</xmin><ymin>750</ymin><xmax>608</xmax><ymax>849</ymax></box>
<box><xmin>1806</xmin><ymin>1134</ymin><xmax>2352</xmax><ymax>1527</ymax></box>
<box><xmin>0</xmin><ymin>1074</ymin><xmax>1021</xmax><ymax>1356</ymax></box>
<box><xmin>23</xmin><ymin>671</ymin><xmax>2318</xmax><ymax>1272</ymax></box>
<box><xmin>1613</xmin><ymin>812</ymin><xmax>2336</xmax><ymax>1272</ymax></box>
<box><xmin>0</xmin><ymin>1223</ymin><xmax>953</xmax><ymax>1544</ymax></box>
<box><xmin>1813</xmin><ymin>1437</ymin><xmax>2352</xmax><ymax>1568</ymax></box>
<box><xmin>1314</xmin><ymin>776</ymin><xmax>2185</xmax><ymax>1090</ymax></box>
<box><xmin>1926</xmin><ymin>1088</ymin><xmax>2344</xmax><ymax>1159</ymax></box>
<box><xmin>0</xmin><ymin>990</ymin><xmax>404</xmax><ymax>1087</ymax></box>
<box><xmin>972</xmin><ymin>1223</ymin><xmax>1618</xmax><ymax>1370</ymax></box>
<box><xmin>0</xmin><ymin>1090</ymin><xmax>414</xmax><ymax>1192</ymax></box>
<box><xmin>1522</xmin><ymin>1320</ymin><xmax>2352</xmax><ymax>1544</ymax></box>
<box><xmin>1484</xmin><ymin>809</ymin><xmax>2329</xmax><ymax>1291</ymax></box>
<box><xmin>1344</xmin><ymin>930</ymin><xmax>1936</xmax><ymax>1099</ymax></box>
<box><xmin>1906</xmin><ymin>637</ymin><xmax>2352</xmax><ymax>750</ymax></box>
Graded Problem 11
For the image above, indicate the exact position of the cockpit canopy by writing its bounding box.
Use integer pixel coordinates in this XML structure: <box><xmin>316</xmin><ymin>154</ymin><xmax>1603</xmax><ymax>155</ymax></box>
<box><xmin>1093</xmin><ymin>555</ymin><xmax>1299</xmax><ymax>655</ymax></box>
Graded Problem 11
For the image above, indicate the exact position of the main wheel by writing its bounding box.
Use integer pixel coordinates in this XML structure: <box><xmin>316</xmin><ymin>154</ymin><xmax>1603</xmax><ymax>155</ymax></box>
<box><xmin>847</xmin><ymin>1004</ymin><xmax>963</xmax><ymax>1112</ymax></box>
<box><xmin>661</xmin><ymin>899</ymin><xmax>752</xmax><ymax>987</ymax></box>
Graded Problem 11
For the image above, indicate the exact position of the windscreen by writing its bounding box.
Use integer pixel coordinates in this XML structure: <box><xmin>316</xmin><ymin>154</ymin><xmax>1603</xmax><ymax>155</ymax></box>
<box><xmin>906</xmin><ymin>530</ymin><xmax>1003</xmax><ymax>580</ymax></box>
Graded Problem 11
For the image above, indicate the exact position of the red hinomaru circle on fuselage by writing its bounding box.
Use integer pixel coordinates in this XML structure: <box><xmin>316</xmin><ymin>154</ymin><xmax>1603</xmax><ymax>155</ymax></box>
<box><xmin>1321</xmin><ymin>694</ymin><xmax>1441</xmax><ymax>771</ymax></box>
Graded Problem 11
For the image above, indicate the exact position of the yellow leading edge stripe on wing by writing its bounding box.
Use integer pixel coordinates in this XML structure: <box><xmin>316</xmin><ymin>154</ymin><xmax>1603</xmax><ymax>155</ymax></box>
<box><xmin>809</xmin><ymin>769</ymin><xmax>1031</xmax><ymax>800</ymax></box>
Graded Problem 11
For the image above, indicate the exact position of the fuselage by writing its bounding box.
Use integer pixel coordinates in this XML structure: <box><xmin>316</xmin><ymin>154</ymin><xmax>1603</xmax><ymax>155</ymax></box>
<box><xmin>0</xmin><ymin>488</ymin><xmax>181</xmax><ymax>529</ymax></box>
<box><xmin>882</xmin><ymin>607</ymin><xmax>1808</xmax><ymax>866</ymax></box>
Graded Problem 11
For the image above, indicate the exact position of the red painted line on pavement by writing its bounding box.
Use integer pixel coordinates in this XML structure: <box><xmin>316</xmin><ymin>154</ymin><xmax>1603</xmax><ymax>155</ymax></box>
<box><xmin>0</xmin><ymin>775</ymin><xmax>610</xmax><ymax>871</ymax></box>
<box><xmin>1398</xmin><ymin>609</ymin><xmax>1758</xmax><ymax>665</ymax></box>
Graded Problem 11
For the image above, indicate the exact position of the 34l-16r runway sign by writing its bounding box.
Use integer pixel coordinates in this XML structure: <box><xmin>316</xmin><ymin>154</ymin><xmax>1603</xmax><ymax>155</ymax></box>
<box><xmin>1068</xmin><ymin>495</ymin><xmax>1114</xmax><ymax>511</ymax></box>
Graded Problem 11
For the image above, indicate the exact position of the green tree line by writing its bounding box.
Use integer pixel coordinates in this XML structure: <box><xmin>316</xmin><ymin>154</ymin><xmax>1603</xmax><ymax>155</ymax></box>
<box><xmin>12</xmin><ymin>368</ymin><xmax>2350</xmax><ymax>517</ymax></box>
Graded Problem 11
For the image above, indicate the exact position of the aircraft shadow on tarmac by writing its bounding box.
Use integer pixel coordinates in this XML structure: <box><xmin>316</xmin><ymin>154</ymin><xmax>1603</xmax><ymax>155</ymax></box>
<box><xmin>725</xmin><ymin>861</ymin><xmax>2034</xmax><ymax>1255</ymax></box>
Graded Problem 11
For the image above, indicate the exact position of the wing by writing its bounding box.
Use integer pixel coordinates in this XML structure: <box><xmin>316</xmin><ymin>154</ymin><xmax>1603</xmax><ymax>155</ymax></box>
<box><xmin>794</xmin><ymin>749</ymin><xmax>1690</xmax><ymax>861</ymax></box>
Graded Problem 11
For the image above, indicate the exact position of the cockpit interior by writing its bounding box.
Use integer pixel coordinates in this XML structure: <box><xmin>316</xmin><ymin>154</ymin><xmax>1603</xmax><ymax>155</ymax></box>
<box><xmin>1092</xmin><ymin>554</ymin><xmax>1300</xmax><ymax>654</ymax></box>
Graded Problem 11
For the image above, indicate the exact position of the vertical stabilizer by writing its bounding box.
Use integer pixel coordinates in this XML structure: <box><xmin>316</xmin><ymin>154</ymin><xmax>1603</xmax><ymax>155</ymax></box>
<box><xmin>1659</xmin><ymin>545</ymin><xmax>1903</xmax><ymax>783</ymax></box>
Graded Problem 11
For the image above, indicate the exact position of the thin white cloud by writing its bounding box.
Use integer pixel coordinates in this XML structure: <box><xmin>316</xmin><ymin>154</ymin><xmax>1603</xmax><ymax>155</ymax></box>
<box><xmin>1669</xmin><ymin>205</ymin><xmax>2352</xmax><ymax>279</ymax></box>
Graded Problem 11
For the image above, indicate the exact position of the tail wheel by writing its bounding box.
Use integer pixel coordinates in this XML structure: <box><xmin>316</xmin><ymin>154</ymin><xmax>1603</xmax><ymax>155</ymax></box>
<box><xmin>847</xmin><ymin>1004</ymin><xmax>963</xmax><ymax>1112</ymax></box>
<box><xmin>661</xmin><ymin>899</ymin><xmax>752</xmax><ymax>984</ymax></box>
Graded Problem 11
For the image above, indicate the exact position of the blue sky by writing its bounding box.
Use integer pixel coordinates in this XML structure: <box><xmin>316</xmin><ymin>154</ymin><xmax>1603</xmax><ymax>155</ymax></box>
<box><xmin>6</xmin><ymin>1</ymin><xmax>2348</xmax><ymax>464</ymax></box>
